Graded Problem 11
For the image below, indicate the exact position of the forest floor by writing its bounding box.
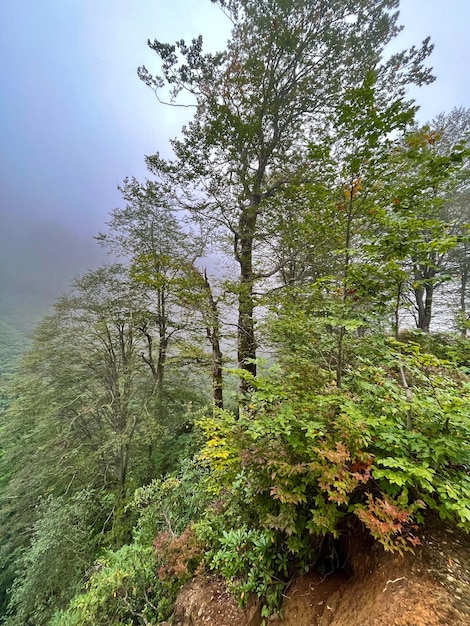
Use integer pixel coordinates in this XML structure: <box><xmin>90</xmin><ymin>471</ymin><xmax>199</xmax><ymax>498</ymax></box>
<box><xmin>169</xmin><ymin>515</ymin><xmax>470</xmax><ymax>625</ymax></box>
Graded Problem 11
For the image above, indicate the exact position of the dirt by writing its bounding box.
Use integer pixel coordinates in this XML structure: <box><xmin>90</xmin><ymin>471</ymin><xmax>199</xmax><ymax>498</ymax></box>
<box><xmin>167</xmin><ymin>516</ymin><xmax>470</xmax><ymax>626</ymax></box>
<box><xmin>169</xmin><ymin>575</ymin><xmax>261</xmax><ymax>625</ymax></box>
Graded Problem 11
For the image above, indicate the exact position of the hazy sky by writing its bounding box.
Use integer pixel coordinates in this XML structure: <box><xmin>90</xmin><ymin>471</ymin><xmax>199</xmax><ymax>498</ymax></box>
<box><xmin>1</xmin><ymin>0</ymin><xmax>469</xmax><ymax>238</ymax></box>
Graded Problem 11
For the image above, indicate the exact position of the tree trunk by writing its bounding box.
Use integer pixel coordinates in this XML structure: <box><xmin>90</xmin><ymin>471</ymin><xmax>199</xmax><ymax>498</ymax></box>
<box><xmin>237</xmin><ymin>201</ymin><xmax>258</xmax><ymax>394</ymax></box>
<box><xmin>202</xmin><ymin>271</ymin><xmax>224</xmax><ymax>409</ymax></box>
<box><xmin>394</xmin><ymin>281</ymin><xmax>404</xmax><ymax>339</ymax></box>
<box><xmin>211</xmin><ymin>336</ymin><xmax>224</xmax><ymax>409</ymax></box>
<box><xmin>459</xmin><ymin>244</ymin><xmax>469</xmax><ymax>337</ymax></box>
<box><xmin>337</xmin><ymin>183</ymin><xmax>354</xmax><ymax>388</ymax></box>
<box><xmin>156</xmin><ymin>287</ymin><xmax>167</xmax><ymax>397</ymax></box>
<box><xmin>414</xmin><ymin>281</ymin><xmax>433</xmax><ymax>333</ymax></box>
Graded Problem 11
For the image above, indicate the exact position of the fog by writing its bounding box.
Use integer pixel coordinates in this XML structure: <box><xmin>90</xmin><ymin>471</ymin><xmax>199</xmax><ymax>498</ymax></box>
<box><xmin>1</xmin><ymin>0</ymin><xmax>469</xmax><ymax>338</ymax></box>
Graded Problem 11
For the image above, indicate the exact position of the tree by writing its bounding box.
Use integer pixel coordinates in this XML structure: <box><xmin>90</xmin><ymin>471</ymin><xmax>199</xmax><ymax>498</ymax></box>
<box><xmin>98</xmin><ymin>178</ymin><xmax>225</xmax><ymax>408</ymax></box>
<box><xmin>430</xmin><ymin>108</ymin><xmax>470</xmax><ymax>333</ymax></box>
<box><xmin>260</xmin><ymin>71</ymin><xmax>417</xmax><ymax>387</ymax></box>
<box><xmin>0</xmin><ymin>265</ymin><xmax>165</xmax><ymax>557</ymax></box>
<box><xmin>375</xmin><ymin>124</ymin><xmax>469</xmax><ymax>332</ymax></box>
<box><xmin>4</xmin><ymin>492</ymin><xmax>102</xmax><ymax>626</ymax></box>
<box><xmin>139</xmin><ymin>0</ymin><xmax>433</xmax><ymax>390</ymax></box>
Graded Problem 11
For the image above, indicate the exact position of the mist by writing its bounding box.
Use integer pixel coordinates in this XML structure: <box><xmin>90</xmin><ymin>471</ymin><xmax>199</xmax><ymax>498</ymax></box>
<box><xmin>1</xmin><ymin>0</ymin><xmax>470</xmax><ymax>345</ymax></box>
<box><xmin>0</xmin><ymin>210</ymin><xmax>107</xmax><ymax>333</ymax></box>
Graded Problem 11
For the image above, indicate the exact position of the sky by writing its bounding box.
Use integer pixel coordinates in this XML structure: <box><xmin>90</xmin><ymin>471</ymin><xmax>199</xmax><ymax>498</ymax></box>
<box><xmin>1</xmin><ymin>0</ymin><xmax>469</xmax><ymax>266</ymax></box>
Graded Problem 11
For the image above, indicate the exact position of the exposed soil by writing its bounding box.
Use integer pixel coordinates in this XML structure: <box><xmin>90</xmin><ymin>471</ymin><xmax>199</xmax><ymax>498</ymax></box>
<box><xmin>168</xmin><ymin>516</ymin><xmax>470</xmax><ymax>626</ymax></box>
<box><xmin>170</xmin><ymin>575</ymin><xmax>261</xmax><ymax>626</ymax></box>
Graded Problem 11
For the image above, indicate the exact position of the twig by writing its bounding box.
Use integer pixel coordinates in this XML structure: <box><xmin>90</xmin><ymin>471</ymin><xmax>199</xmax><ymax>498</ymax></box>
<box><xmin>383</xmin><ymin>576</ymin><xmax>406</xmax><ymax>592</ymax></box>
<box><xmin>398</xmin><ymin>364</ymin><xmax>413</xmax><ymax>430</ymax></box>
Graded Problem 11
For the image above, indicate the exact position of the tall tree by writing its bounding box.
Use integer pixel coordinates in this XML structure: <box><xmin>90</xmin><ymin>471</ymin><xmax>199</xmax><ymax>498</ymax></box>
<box><xmin>0</xmin><ymin>263</ymin><xmax>169</xmax><ymax>556</ymax></box>
<box><xmin>98</xmin><ymin>179</ymin><xmax>197</xmax><ymax>397</ymax></box>
<box><xmin>430</xmin><ymin>108</ymin><xmax>470</xmax><ymax>332</ymax></box>
<box><xmin>98</xmin><ymin>177</ymin><xmax>225</xmax><ymax>407</ymax></box>
<box><xmin>139</xmin><ymin>0</ymin><xmax>433</xmax><ymax>389</ymax></box>
<box><xmin>259</xmin><ymin>72</ymin><xmax>417</xmax><ymax>385</ymax></box>
<box><xmin>0</xmin><ymin>259</ymin><xmax>214</xmax><ymax>622</ymax></box>
<box><xmin>377</xmin><ymin>126</ymin><xmax>468</xmax><ymax>332</ymax></box>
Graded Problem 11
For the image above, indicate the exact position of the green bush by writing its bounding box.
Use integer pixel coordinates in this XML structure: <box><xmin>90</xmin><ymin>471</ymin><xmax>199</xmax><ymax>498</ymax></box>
<box><xmin>49</xmin><ymin>543</ymin><xmax>160</xmax><ymax>626</ymax></box>
<box><xmin>50</xmin><ymin>460</ymin><xmax>208</xmax><ymax>625</ymax></box>
<box><xmin>197</xmin><ymin>338</ymin><xmax>470</xmax><ymax>612</ymax></box>
<box><xmin>130</xmin><ymin>457</ymin><xmax>209</xmax><ymax>545</ymax></box>
<box><xmin>51</xmin><ymin>527</ymin><xmax>204</xmax><ymax>625</ymax></box>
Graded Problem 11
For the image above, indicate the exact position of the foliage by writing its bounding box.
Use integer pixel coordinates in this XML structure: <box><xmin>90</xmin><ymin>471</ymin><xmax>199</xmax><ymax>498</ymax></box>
<box><xmin>0</xmin><ymin>263</ymin><xmax>211</xmax><ymax>623</ymax></box>
<box><xmin>98</xmin><ymin>177</ymin><xmax>225</xmax><ymax>408</ymax></box>
<box><xmin>3</xmin><ymin>3</ymin><xmax>470</xmax><ymax>625</ymax></box>
<box><xmin>49</xmin><ymin>543</ymin><xmax>161</xmax><ymax>626</ymax></box>
<box><xmin>41</xmin><ymin>455</ymin><xmax>207</xmax><ymax>625</ymax></box>
<box><xmin>380</xmin><ymin>126</ymin><xmax>469</xmax><ymax>331</ymax></box>
<box><xmin>353</xmin><ymin>338</ymin><xmax>470</xmax><ymax>527</ymax></box>
<box><xmin>49</xmin><ymin>522</ymin><xmax>204</xmax><ymax>625</ymax></box>
<box><xmin>154</xmin><ymin>526</ymin><xmax>204</xmax><ymax>586</ymax></box>
<box><xmin>202</xmin><ymin>524</ymin><xmax>288</xmax><ymax>617</ymax></box>
<box><xmin>197</xmin><ymin>334</ymin><xmax>470</xmax><ymax>611</ymax></box>
<box><xmin>140</xmin><ymin>0</ymin><xmax>434</xmax><ymax>384</ymax></box>
<box><xmin>4</xmin><ymin>491</ymin><xmax>103</xmax><ymax>626</ymax></box>
<box><xmin>0</xmin><ymin>319</ymin><xmax>29</xmax><ymax>417</ymax></box>
<box><xmin>400</xmin><ymin>330</ymin><xmax>470</xmax><ymax>368</ymax></box>
<box><xmin>130</xmin><ymin>457</ymin><xmax>209</xmax><ymax>545</ymax></box>
<box><xmin>0</xmin><ymin>319</ymin><xmax>28</xmax><ymax>379</ymax></box>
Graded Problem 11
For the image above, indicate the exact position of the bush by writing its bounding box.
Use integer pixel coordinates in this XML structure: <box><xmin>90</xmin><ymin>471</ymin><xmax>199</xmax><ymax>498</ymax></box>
<box><xmin>49</xmin><ymin>543</ymin><xmax>160</xmax><ymax>626</ymax></box>
<box><xmin>129</xmin><ymin>456</ymin><xmax>209</xmax><ymax>544</ymax></box>
<box><xmin>50</xmin><ymin>460</ymin><xmax>208</xmax><ymax>625</ymax></box>
<box><xmin>197</xmin><ymin>338</ymin><xmax>470</xmax><ymax>613</ymax></box>
<box><xmin>51</xmin><ymin>528</ymin><xmax>204</xmax><ymax>626</ymax></box>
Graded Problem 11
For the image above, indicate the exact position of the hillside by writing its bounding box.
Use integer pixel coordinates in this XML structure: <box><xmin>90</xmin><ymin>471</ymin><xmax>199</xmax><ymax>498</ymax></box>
<box><xmin>170</xmin><ymin>516</ymin><xmax>470</xmax><ymax>626</ymax></box>
<box><xmin>2</xmin><ymin>3</ymin><xmax>470</xmax><ymax>625</ymax></box>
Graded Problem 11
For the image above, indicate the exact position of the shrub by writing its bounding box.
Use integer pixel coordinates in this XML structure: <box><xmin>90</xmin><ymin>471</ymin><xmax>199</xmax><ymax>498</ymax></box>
<box><xmin>50</xmin><ymin>460</ymin><xmax>208</xmax><ymax>625</ymax></box>
<box><xmin>49</xmin><ymin>543</ymin><xmax>159</xmax><ymax>625</ymax></box>
<box><xmin>197</xmin><ymin>339</ymin><xmax>470</xmax><ymax>613</ymax></box>
<box><xmin>129</xmin><ymin>457</ymin><xmax>209</xmax><ymax>545</ymax></box>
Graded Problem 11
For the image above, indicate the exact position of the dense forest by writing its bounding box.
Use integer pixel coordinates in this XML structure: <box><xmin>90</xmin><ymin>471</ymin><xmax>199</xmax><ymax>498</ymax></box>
<box><xmin>1</xmin><ymin>1</ymin><xmax>470</xmax><ymax>624</ymax></box>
